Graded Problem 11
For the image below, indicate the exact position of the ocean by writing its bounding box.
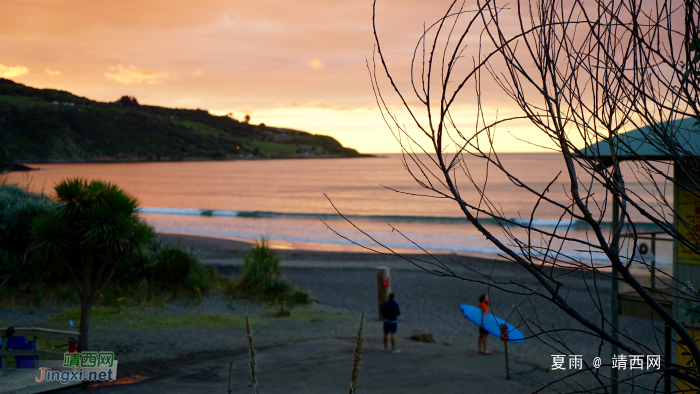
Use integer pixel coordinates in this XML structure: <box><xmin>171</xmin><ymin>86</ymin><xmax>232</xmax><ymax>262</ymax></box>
<box><xmin>2</xmin><ymin>153</ymin><xmax>673</xmax><ymax>265</ymax></box>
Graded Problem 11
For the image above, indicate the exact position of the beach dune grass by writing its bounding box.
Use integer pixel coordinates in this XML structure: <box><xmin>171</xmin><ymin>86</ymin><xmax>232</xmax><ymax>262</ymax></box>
<box><xmin>228</xmin><ymin>238</ymin><xmax>310</xmax><ymax>308</ymax></box>
<box><xmin>238</xmin><ymin>238</ymin><xmax>283</xmax><ymax>292</ymax></box>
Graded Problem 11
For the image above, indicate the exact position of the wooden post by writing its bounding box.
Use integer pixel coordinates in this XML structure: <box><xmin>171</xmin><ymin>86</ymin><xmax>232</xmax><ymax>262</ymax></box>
<box><xmin>377</xmin><ymin>267</ymin><xmax>391</xmax><ymax>320</ymax></box>
<box><xmin>611</xmin><ymin>194</ymin><xmax>619</xmax><ymax>394</ymax></box>
<box><xmin>651</xmin><ymin>233</ymin><xmax>657</xmax><ymax>290</ymax></box>
<box><xmin>504</xmin><ymin>341</ymin><xmax>510</xmax><ymax>380</ymax></box>
<box><xmin>665</xmin><ymin>323</ymin><xmax>671</xmax><ymax>393</ymax></box>
<box><xmin>33</xmin><ymin>335</ymin><xmax>38</xmax><ymax>368</ymax></box>
<box><xmin>500</xmin><ymin>324</ymin><xmax>510</xmax><ymax>380</ymax></box>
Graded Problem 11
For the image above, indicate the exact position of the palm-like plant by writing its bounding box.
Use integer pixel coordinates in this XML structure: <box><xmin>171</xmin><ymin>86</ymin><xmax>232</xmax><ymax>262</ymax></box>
<box><xmin>31</xmin><ymin>178</ymin><xmax>153</xmax><ymax>351</ymax></box>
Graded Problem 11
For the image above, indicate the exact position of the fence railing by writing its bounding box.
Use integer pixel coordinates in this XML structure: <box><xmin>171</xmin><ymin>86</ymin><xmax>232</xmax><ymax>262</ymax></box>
<box><xmin>0</xmin><ymin>327</ymin><xmax>79</xmax><ymax>368</ymax></box>
<box><xmin>621</xmin><ymin>231</ymin><xmax>673</xmax><ymax>291</ymax></box>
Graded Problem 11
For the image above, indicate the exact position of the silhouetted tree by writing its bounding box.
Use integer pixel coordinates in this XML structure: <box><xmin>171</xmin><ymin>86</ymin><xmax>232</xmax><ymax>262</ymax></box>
<box><xmin>116</xmin><ymin>95</ymin><xmax>139</xmax><ymax>108</ymax></box>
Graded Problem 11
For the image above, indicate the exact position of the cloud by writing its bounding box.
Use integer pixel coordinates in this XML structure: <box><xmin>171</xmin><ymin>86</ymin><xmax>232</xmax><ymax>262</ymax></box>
<box><xmin>45</xmin><ymin>68</ymin><xmax>61</xmax><ymax>76</ymax></box>
<box><xmin>104</xmin><ymin>64</ymin><xmax>170</xmax><ymax>85</ymax></box>
<box><xmin>279</xmin><ymin>101</ymin><xmax>354</xmax><ymax>111</ymax></box>
<box><xmin>192</xmin><ymin>70</ymin><xmax>203</xmax><ymax>76</ymax></box>
<box><xmin>0</xmin><ymin>64</ymin><xmax>29</xmax><ymax>78</ymax></box>
<box><xmin>307</xmin><ymin>58</ymin><xmax>323</xmax><ymax>70</ymax></box>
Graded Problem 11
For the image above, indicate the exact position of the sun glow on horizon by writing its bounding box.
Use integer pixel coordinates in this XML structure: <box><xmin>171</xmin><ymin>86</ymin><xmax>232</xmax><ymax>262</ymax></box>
<box><xmin>207</xmin><ymin>105</ymin><xmax>556</xmax><ymax>154</ymax></box>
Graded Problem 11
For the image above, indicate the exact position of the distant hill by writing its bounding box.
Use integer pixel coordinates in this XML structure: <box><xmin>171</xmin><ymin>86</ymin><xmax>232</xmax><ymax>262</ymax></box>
<box><xmin>0</xmin><ymin>79</ymin><xmax>364</xmax><ymax>167</ymax></box>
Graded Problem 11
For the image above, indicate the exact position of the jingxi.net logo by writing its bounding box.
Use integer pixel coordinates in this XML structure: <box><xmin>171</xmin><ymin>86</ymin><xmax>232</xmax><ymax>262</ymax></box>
<box><xmin>35</xmin><ymin>351</ymin><xmax>118</xmax><ymax>384</ymax></box>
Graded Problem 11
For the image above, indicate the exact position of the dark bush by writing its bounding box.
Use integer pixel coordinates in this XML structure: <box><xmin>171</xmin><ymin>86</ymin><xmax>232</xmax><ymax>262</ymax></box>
<box><xmin>266</xmin><ymin>278</ymin><xmax>290</xmax><ymax>298</ymax></box>
<box><xmin>0</xmin><ymin>146</ymin><xmax>10</xmax><ymax>164</ymax></box>
<box><xmin>139</xmin><ymin>245</ymin><xmax>215</xmax><ymax>296</ymax></box>
<box><xmin>286</xmin><ymin>289</ymin><xmax>311</xmax><ymax>305</ymax></box>
<box><xmin>0</xmin><ymin>181</ymin><xmax>214</xmax><ymax>302</ymax></box>
<box><xmin>185</xmin><ymin>262</ymin><xmax>216</xmax><ymax>295</ymax></box>
<box><xmin>0</xmin><ymin>184</ymin><xmax>56</xmax><ymax>255</ymax></box>
<box><xmin>150</xmin><ymin>247</ymin><xmax>194</xmax><ymax>286</ymax></box>
<box><xmin>110</xmin><ymin>240</ymin><xmax>160</xmax><ymax>286</ymax></box>
<box><xmin>0</xmin><ymin>184</ymin><xmax>57</xmax><ymax>287</ymax></box>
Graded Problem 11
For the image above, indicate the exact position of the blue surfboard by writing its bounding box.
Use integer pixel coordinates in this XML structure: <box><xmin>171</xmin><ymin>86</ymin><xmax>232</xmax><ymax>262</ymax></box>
<box><xmin>460</xmin><ymin>304</ymin><xmax>525</xmax><ymax>343</ymax></box>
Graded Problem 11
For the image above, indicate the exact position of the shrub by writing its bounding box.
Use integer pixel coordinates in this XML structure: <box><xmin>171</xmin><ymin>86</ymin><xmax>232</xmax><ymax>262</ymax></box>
<box><xmin>0</xmin><ymin>183</ymin><xmax>57</xmax><ymax>288</ymax></box>
<box><xmin>185</xmin><ymin>261</ymin><xmax>216</xmax><ymax>295</ymax></box>
<box><xmin>230</xmin><ymin>239</ymin><xmax>310</xmax><ymax>307</ymax></box>
<box><xmin>286</xmin><ymin>289</ymin><xmax>311</xmax><ymax>306</ymax></box>
<box><xmin>0</xmin><ymin>249</ymin><xmax>22</xmax><ymax>287</ymax></box>
<box><xmin>0</xmin><ymin>183</ymin><xmax>56</xmax><ymax>255</ymax></box>
<box><xmin>0</xmin><ymin>146</ymin><xmax>10</xmax><ymax>164</ymax></box>
<box><xmin>0</xmin><ymin>180</ymin><xmax>218</xmax><ymax>307</ymax></box>
<box><xmin>265</xmin><ymin>278</ymin><xmax>290</xmax><ymax>298</ymax></box>
<box><xmin>237</xmin><ymin>239</ymin><xmax>287</xmax><ymax>298</ymax></box>
<box><xmin>151</xmin><ymin>247</ymin><xmax>194</xmax><ymax>285</ymax></box>
<box><xmin>67</xmin><ymin>240</ymin><xmax>215</xmax><ymax>304</ymax></box>
<box><xmin>143</xmin><ymin>245</ymin><xmax>215</xmax><ymax>296</ymax></box>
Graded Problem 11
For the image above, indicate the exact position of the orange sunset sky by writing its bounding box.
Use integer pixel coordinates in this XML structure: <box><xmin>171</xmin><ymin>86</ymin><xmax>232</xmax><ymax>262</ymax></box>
<box><xmin>0</xmin><ymin>0</ymin><xmax>548</xmax><ymax>154</ymax></box>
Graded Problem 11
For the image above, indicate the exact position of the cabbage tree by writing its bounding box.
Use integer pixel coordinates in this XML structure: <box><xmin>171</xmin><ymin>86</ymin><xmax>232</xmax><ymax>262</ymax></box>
<box><xmin>31</xmin><ymin>178</ymin><xmax>153</xmax><ymax>351</ymax></box>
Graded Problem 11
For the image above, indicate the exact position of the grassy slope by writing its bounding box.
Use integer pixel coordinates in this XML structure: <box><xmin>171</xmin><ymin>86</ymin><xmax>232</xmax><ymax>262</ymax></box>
<box><xmin>0</xmin><ymin>79</ymin><xmax>363</xmax><ymax>163</ymax></box>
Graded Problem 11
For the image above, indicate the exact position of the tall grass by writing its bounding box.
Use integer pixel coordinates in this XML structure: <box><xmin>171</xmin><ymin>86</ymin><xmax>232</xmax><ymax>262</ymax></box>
<box><xmin>229</xmin><ymin>238</ymin><xmax>310</xmax><ymax>308</ymax></box>
<box><xmin>348</xmin><ymin>309</ymin><xmax>365</xmax><ymax>394</ymax></box>
<box><xmin>239</xmin><ymin>238</ymin><xmax>284</xmax><ymax>294</ymax></box>
<box><xmin>245</xmin><ymin>309</ymin><xmax>259</xmax><ymax>394</ymax></box>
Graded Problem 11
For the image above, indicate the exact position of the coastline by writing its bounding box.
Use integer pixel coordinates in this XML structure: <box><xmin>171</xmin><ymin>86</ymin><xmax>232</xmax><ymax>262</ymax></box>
<box><xmin>0</xmin><ymin>154</ymin><xmax>379</xmax><ymax>173</ymax></box>
<box><xmin>154</xmin><ymin>232</ymin><xmax>509</xmax><ymax>267</ymax></box>
<box><xmin>0</xmin><ymin>163</ymin><xmax>35</xmax><ymax>174</ymax></box>
<box><xmin>154</xmin><ymin>232</ymin><xmax>601</xmax><ymax>277</ymax></box>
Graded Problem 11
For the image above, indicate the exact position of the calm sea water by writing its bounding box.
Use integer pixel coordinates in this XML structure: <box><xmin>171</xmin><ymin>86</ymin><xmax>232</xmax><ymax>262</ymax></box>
<box><xmin>3</xmin><ymin>153</ymin><xmax>672</xmax><ymax>264</ymax></box>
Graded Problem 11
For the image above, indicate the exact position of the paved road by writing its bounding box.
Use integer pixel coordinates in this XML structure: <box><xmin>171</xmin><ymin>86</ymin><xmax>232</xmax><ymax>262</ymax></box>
<box><xmin>61</xmin><ymin>338</ymin><xmax>555</xmax><ymax>394</ymax></box>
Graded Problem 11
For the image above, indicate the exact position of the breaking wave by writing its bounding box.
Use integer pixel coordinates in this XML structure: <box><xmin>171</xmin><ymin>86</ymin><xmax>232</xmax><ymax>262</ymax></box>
<box><xmin>139</xmin><ymin>207</ymin><xmax>661</xmax><ymax>231</ymax></box>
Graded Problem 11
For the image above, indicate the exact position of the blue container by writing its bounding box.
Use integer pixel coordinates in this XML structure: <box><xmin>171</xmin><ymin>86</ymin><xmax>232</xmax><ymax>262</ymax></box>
<box><xmin>5</xmin><ymin>336</ymin><xmax>36</xmax><ymax>369</ymax></box>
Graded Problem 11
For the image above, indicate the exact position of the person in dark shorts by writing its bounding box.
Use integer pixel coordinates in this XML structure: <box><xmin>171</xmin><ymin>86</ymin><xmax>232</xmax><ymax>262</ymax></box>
<box><xmin>477</xmin><ymin>294</ymin><xmax>491</xmax><ymax>354</ymax></box>
<box><xmin>381</xmin><ymin>293</ymin><xmax>401</xmax><ymax>353</ymax></box>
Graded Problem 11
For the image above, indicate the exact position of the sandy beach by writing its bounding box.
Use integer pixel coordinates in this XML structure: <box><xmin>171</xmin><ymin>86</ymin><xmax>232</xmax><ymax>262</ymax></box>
<box><xmin>162</xmin><ymin>233</ymin><xmax>672</xmax><ymax>388</ymax></box>
<box><xmin>157</xmin><ymin>234</ymin><xmax>666</xmax><ymax>351</ymax></box>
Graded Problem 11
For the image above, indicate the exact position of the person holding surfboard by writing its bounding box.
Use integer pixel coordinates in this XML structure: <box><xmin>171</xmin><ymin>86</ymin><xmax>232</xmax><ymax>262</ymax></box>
<box><xmin>381</xmin><ymin>293</ymin><xmax>401</xmax><ymax>353</ymax></box>
<box><xmin>477</xmin><ymin>294</ymin><xmax>492</xmax><ymax>354</ymax></box>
